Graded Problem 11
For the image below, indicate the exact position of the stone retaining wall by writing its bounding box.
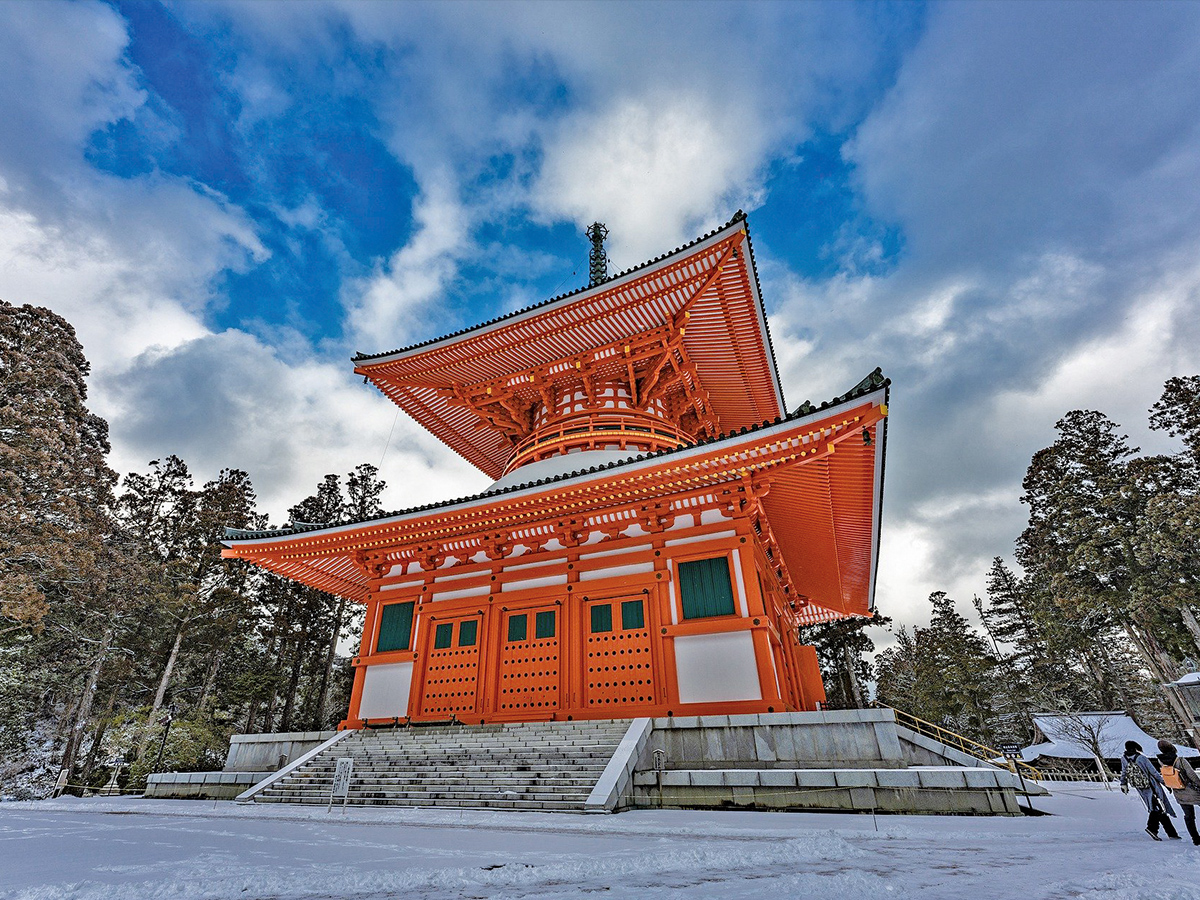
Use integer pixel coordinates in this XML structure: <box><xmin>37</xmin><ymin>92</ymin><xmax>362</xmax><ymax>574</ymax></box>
<box><xmin>223</xmin><ymin>731</ymin><xmax>337</xmax><ymax>772</ymax></box>
<box><xmin>145</xmin><ymin>771</ymin><xmax>264</xmax><ymax>800</ymax></box>
<box><xmin>629</xmin><ymin>711</ymin><xmax>1037</xmax><ymax>815</ymax></box>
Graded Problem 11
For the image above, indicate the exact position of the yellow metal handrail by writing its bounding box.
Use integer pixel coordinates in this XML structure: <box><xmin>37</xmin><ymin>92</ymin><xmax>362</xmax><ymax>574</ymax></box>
<box><xmin>884</xmin><ymin>706</ymin><xmax>1044</xmax><ymax>781</ymax></box>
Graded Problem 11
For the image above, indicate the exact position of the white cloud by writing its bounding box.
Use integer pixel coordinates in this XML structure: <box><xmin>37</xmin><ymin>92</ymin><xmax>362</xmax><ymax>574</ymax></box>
<box><xmin>0</xmin><ymin>1</ymin><xmax>143</xmax><ymax>173</ymax></box>
<box><xmin>104</xmin><ymin>330</ymin><xmax>485</xmax><ymax>521</ymax></box>
<box><xmin>0</xmin><ymin>2</ymin><xmax>482</xmax><ymax>523</ymax></box>
<box><xmin>0</xmin><ymin>1</ymin><xmax>267</xmax><ymax>366</ymax></box>
<box><xmin>342</xmin><ymin>176</ymin><xmax>470</xmax><ymax>350</ymax></box>
<box><xmin>847</xmin><ymin>3</ymin><xmax>1200</xmax><ymax>270</ymax></box>
<box><xmin>773</xmin><ymin>2</ymin><xmax>1200</xmax><ymax>622</ymax></box>
<box><xmin>8</xmin><ymin>0</ymin><xmax>1200</xmax><ymax>637</ymax></box>
<box><xmin>533</xmin><ymin>93</ymin><xmax>768</xmax><ymax>264</ymax></box>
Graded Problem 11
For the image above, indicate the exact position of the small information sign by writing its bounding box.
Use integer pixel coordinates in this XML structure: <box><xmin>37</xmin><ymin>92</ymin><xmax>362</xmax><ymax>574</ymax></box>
<box><xmin>996</xmin><ymin>742</ymin><xmax>1037</xmax><ymax>814</ymax></box>
<box><xmin>328</xmin><ymin>757</ymin><xmax>354</xmax><ymax>813</ymax></box>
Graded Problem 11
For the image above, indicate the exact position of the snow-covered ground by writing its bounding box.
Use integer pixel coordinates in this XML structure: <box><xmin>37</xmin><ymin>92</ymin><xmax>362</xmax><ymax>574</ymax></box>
<box><xmin>1</xmin><ymin>786</ymin><xmax>1198</xmax><ymax>899</ymax></box>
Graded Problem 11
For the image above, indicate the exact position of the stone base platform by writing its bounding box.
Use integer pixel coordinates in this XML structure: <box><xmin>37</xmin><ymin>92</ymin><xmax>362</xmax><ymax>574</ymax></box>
<box><xmin>622</xmin><ymin>710</ymin><xmax>1042</xmax><ymax>816</ymax></box>
<box><xmin>145</xmin><ymin>771</ymin><xmax>264</xmax><ymax>800</ymax></box>
<box><xmin>633</xmin><ymin>766</ymin><xmax>1024</xmax><ymax>815</ymax></box>
<box><xmin>146</xmin><ymin>710</ymin><xmax>1043</xmax><ymax>815</ymax></box>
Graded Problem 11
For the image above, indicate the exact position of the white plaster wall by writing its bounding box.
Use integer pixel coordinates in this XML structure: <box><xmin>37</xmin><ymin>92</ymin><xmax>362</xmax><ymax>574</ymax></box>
<box><xmin>578</xmin><ymin>562</ymin><xmax>655</xmax><ymax>582</ymax></box>
<box><xmin>674</xmin><ymin>632</ymin><xmax>762</xmax><ymax>704</ymax></box>
<box><xmin>357</xmin><ymin>662</ymin><xmax>413</xmax><ymax>719</ymax></box>
<box><xmin>501</xmin><ymin>573</ymin><xmax>568</xmax><ymax>592</ymax></box>
<box><xmin>580</xmin><ymin>543</ymin><xmax>653</xmax><ymax>560</ymax></box>
<box><xmin>431</xmin><ymin>585</ymin><xmax>489</xmax><ymax>602</ymax></box>
<box><xmin>665</xmin><ymin>529</ymin><xmax>736</xmax><ymax>547</ymax></box>
<box><xmin>378</xmin><ymin>579</ymin><xmax>421</xmax><ymax>592</ymax></box>
<box><xmin>434</xmin><ymin>570</ymin><xmax>481</xmax><ymax>583</ymax></box>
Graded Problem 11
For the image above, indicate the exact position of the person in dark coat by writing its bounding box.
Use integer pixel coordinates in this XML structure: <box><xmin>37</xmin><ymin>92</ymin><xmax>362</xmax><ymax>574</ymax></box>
<box><xmin>1158</xmin><ymin>740</ymin><xmax>1200</xmax><ymax>845</ymax></box>
<box><xmin>1121</xmin><ymin>740</ymin><xmax>1180</xmax><ymax>840</ymax></box>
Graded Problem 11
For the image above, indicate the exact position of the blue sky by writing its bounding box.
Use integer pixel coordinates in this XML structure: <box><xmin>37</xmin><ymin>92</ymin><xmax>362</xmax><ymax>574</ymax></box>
<box><xmin>85</xmin><ymin>1</ymin><xmax>914</xmax><ymax>348</ymax></box>
<box><xmin>3</xmin><ymin>1</ymin><xmax>1200</xmax><ymax>632</ymax></box>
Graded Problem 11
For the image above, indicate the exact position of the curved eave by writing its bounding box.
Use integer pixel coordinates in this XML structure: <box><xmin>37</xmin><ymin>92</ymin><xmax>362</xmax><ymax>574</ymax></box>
<box><xmin>354</xmin><ymin>212</ymin><xmax>756</xmax><ymax>365</ymax></box>
<box><xmin>352</xmin><ymin>215</ymin><xmax>785</xmax><ymax>479</ymax></box>
<box><xmin>225</xmin><ymin>378</ymin><xmax>889</xmax><ymax>617</ymax></box>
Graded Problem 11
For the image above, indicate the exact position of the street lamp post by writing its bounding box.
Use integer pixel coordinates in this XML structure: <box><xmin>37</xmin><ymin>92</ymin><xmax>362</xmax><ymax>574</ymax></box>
<box><xmin>153</xmin><ymin>704</ymin><xmax>178</xmax><ymax>773</ymax></box>
<box><xmin>100</xmin><ymin>754</ymin><xmax>123</xmax><ymax>796</ymax></box>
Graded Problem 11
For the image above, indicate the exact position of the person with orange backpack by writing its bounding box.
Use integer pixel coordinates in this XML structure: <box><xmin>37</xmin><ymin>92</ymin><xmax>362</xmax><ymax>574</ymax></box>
<box><xmin>1121</xmin><ymin>740</ymin><xmax>1180</xmax><ymax>840</ymax></box>
<box><xmin>1157</xmin><ymin>740</ymin><xmax>1200</xmax><ymax>845</ymax></box>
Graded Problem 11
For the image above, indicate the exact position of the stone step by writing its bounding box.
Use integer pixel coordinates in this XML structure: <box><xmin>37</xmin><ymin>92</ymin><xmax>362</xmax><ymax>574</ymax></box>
<box><xmin>250</xmin><ymin>720</ymin><xmax>629</xmax><ymax>812</ymax></box>
<box><xmin>260</xmin><ymin>788</ymin><xmax>592</xmax><ymax>803</ymax></box>
<box><xmin>256</xmin><ymin>795</ymin><xmax>585</xmax><ymax>810</ymax></box>
<box><xmin>265</xmin><ymin>773</ymin><xmax>598</xmax><ymax>786</ymax></box>
<box><xmin>274</xmin><ymin>778</ymin><xmax>600</xmax><ymax>791</ymax></box>
<box><xmin>286</xmin><ymin>761</ymin><xmax>610</xmax><ymax>771</ymax></box>
<box><xmin>294</xmin><ymin>763</ymin><xmax>609</xmax><ymax>768</ymax></box>
<box><xmin>361</xmin><ymin>724</ymin><xmax>629</xmax><ymax>732</ymax></box>
<box><xmin>330</xmin><ymin>743</ymin><xmax>618</xmax><ymax>749</ymax></box>
<box><xmin>324</xmin><ymin>744</ymin><xmax>624</xmax><ymax>748</ymax></box>
<box><xmin>286</xmin><ymin>765</ymin><xmax>608</xmax><ymax>775</ymax></box>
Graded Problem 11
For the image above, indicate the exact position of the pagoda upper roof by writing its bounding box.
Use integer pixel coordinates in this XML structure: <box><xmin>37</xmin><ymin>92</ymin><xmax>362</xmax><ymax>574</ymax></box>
<box><xmin>352</xmin><ymin>212</ymin><xmax>785</xmax><ymax>479</ymax></box>
<box><xmin>224</xmin><ymin>370</ymin><xmax>889</xmax><ymax>623</ymax></box>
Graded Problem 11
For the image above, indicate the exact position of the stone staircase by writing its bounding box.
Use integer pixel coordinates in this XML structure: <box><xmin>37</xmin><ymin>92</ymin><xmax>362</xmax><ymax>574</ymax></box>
<box><xmin>249</xmin><ymin>719</ymin><xmax>633</xmax><ymax>812</ymax></box>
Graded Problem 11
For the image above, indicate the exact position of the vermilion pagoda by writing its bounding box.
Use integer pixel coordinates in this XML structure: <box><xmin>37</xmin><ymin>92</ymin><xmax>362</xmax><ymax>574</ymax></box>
<box><xmin>222</xmin><ymin>213</ymin><xmax>889</xmax><ymax>727</ymax></box>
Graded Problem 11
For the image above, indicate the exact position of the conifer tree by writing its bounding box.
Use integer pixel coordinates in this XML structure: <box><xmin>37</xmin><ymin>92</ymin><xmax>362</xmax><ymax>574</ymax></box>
<box><xmin>1142</xmin><ymin>376</ymin><xmax>1200</xmax><ymax>658</ymax></box>
<box><xmin>1018</xmin><ymin>409</ymin><xmax>1192</xmax><ymax>730</ymax></box>
<box><xmin>876</xmin><ymin>592</ymin><xmax>1002</xmax><ymax>744</ymax></box>
<box><xmin>798</xmin><ymin>613</ymin><xmax>890</xmax><ymax>708</ymax></box>
<box><xmin>0</xmin><ymin>301</ymin><xmax>142</xmax><ymax>795</ymax></box>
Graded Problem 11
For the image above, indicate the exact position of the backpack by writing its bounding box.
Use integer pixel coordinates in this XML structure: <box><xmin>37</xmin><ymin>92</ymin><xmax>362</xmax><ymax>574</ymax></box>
<box><xmin>1127</xmin><ymin>759</ymin><xmax>1151</xmax><ymax>789</ymax></box>
<box><xmin>1161</xmin><ymin>764</ymin><xmax>1185</xmax><ymax>790</ymax></box>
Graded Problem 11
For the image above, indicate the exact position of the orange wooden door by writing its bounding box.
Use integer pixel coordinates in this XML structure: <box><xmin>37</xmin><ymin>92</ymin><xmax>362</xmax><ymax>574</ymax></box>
<box><xmin>418</xmin><ymin>612</ymin><xmax>484</xmax><ymax>718</ymax></box>
<box><xmin>495</xmin><ymin>604</ymin><xmax>562</xmax><ymax>717</ymax></box>
<box><xmin>581</xmin><ymin>594</ymin><xmax>657</xmax><ymax>713</ymax></box>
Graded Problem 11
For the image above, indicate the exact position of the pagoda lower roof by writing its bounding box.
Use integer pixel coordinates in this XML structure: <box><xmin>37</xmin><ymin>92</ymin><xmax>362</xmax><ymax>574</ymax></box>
<box><xmin>223</xmin><ymin>371</ymin><xmax>889</xmax><ymax>622</ymax></box>
<box><xmin>352</xmin><ymin>213</ymin><xmax>784</xmax><ymax>480</ymax></box>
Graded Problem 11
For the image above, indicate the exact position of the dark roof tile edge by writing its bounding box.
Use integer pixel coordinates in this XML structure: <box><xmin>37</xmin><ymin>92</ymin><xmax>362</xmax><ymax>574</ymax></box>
<box><xmin>223</xmin><ymin>368</ymin><xmax>889</xmax><ymax>544</ymax></box>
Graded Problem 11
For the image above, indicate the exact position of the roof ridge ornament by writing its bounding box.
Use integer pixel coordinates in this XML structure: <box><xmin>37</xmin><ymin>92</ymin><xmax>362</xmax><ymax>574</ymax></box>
<box><xmin>586</xmin><ymin>222</ymin><xmax>609</xmax><ymax>287</ymax></box>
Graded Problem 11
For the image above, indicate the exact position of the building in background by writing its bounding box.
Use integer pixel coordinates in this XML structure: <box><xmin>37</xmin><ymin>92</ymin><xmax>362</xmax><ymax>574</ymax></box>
<box><xmin>222</xmin><ymin>212</ymin><xmax>889</xmax><ymax>727</ymax></box>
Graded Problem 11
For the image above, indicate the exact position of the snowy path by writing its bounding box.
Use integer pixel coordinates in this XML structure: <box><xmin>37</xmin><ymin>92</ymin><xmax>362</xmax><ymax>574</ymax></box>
<box><xmin>2</xmin><ymin>786</ymin><xmax>1199</xmax><ymax>899</ymax></box>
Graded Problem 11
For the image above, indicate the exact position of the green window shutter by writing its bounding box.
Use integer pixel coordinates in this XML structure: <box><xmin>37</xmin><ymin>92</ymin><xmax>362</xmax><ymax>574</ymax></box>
<box><xmin>591</xmin><ymin>603</ymin><xmax>613</xmax><ymax>633</ymax></box>
<box><xmin>621</xmin><ymin>599</ymin><xmax>645</xmax><ymax>630</ymax></box>
<box><xmin>433</xmin><ymin>622</ymin><xmax>453</xmax><ymax>649</ymax></box>
<box><xmin>508</xmin><ymin>614</ymin><xmax>528</xmax><ymax>642</ymax></box>
<box><xmin>458</xmin><ymin>619</ymin><xmax>478</xmax><ymax>647</ymax></box>
<box><xmin>376</xmin><ymin>601</ymin><xmax>414</xmax><ymax>652</ymax></box>
<box><xmin>679</xmin><ymin>557</ymin><xmax>737</xmax><ymax>619</ymax></box>
<box><xmin>535</xmin><ymin>610</ymin><xmax>556</xmax><ymax>639</ymax></box>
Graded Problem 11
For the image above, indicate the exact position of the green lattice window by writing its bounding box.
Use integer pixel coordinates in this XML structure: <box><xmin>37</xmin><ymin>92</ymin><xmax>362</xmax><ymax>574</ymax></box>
<box><xmin>535</xmin><ymin>610</ymin><xmax>556</xmax><ymax>638</ymax></box>
<box><xmin>678</xmin><ymin>556</ymin><xmax>737</xmax><ymax>619</ymax></box>
<box><xmin>458</xmin><ymin>619</ymin><xmax>478</xmax><ymax>647</ymax></box>
<box><xmin>433</xmin><ymin>622</ymin><xmax>453</xmax><ymax>649</ymax></box>
<box><xmin>375</xmin><ymin>601</ymin><xmax>414</xmax><ymax>652</ymax></box>
<box><xmin>507</xmin><ymin>614</ymin><xmax>527</xmax><ymax>642</ymax></box>
<box><xmin>590</xmin><ymin>603</ymin><xmax>613</xmax><ymax>633</ymax></box>
<box><xmin>621</xmin><ymin>599</ymin><xmax>645</xmax><ymax>630</ymax></box>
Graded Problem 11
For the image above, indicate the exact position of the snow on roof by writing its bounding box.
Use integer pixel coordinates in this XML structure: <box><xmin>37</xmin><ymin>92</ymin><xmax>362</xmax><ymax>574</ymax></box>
<box><xmin>1022</xmin><ymin>712</ymin><xmax>1198</xmax><ymax>761</ymax></box>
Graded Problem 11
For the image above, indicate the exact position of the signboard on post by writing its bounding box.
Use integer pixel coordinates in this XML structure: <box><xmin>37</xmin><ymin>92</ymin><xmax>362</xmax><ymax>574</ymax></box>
<box><xmin>328</xmin><ymin>757</ymin><xmax>354</xmax><ymax>813</ymax></box>
<box><xmin>996</xmin><ymin>742</ymin><xmax>1036</xmax><ymax>813</ymax></box>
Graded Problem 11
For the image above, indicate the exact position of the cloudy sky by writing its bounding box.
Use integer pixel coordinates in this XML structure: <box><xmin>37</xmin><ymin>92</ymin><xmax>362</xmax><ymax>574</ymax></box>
<box><xmin>3</xmin><ymin>1</ymin><xmax>1200</xmax><ymax>634</ymax></box>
